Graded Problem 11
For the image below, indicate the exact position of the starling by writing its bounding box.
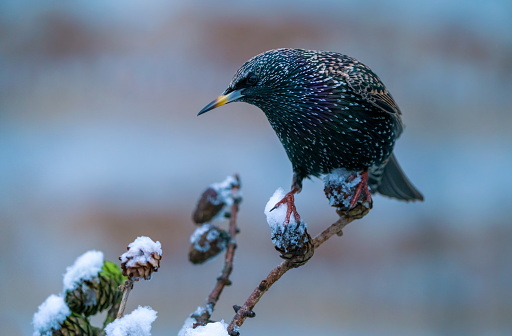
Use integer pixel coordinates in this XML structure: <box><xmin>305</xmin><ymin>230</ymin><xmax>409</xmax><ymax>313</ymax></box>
<box><xmin>198</xmin><ymin>48</ymin><xmax>423</xmax><ymax>221</ymax></box>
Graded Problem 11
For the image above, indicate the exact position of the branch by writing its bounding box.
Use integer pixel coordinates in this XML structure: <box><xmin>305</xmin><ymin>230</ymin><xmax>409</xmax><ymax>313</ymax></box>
<box><xmin>208</xmin><ymin>201</ymin><xmax>239</xmax><ymax>306</ymax></box>
<box><xmin>116</xmin><ymin>279</ymin><xmax>134</xmax><ymax>319</ymax></box>
<box><xmin>193</xmin><ymin>199</ymin><xmax>240</xmax><ymax>326</ymax></box>
<box><xmin>227</xmin><ymin>215</ymin><xmax>355</xmax><ymax>335</ymax></box>
<box><xmin>312</xmin><ymin>215</ymin><xmax>353</xmax><ymax>248</ymax></box>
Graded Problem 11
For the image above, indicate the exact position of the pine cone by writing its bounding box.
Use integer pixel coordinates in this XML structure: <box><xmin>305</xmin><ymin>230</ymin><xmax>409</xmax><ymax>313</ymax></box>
<box><xmin>192</xmin><ymin>187</ymin><xmax>226</xmax><ymax>224</ymax></box>
<box><xmin>120</xmin><ymin>247</ymin><xmax>162</xmax><ymax>281</ymax></box>
<box><xmin>192</xmin><ymin>175</ymin><xmax>242</xmax><ymax>224</ymax></box>
<box><xmin>272</xmin><ymin>223</ymin><xmax>314</xmax><ymax>267</ymax></box>
<box><xmin>189</xmin><ymin>224</ymin><xmax>229</xmax><ymax>264</ymax></box>
<box><xmin>324</xmin><ymin>171</ymin><xmax>372</xmax><ymax>219</ymax></box>
<box><xmin>64</xmin><ymin>261</ymin><xmax>124</xmax><ymax>316</ymax></box>
<box><xmin>52</xmin><ymin>312</ymin><xmax>98</xmax><ymax>336</ymax></box>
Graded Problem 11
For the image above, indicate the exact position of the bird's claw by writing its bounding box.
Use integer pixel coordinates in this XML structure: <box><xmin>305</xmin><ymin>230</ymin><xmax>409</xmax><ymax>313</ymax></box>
<box><xmin>346</xmin><ymin>170</ymin><xmax>372</xmax><ymax>214</ymax></box>
<box><xmin>272</xmin><ymin>190</ymin><xmax>301</xmax><ymax>225</ymax></box>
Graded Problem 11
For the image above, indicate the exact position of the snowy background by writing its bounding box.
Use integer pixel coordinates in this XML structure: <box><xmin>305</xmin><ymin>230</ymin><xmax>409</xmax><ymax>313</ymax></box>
<box><xmin>1</xmin><ymin>0</ymin><xmax>511</xmax><ymax>335</ymax></box>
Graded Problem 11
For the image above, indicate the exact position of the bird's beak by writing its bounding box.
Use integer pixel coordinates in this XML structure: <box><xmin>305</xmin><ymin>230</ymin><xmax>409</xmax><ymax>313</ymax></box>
<box><xmin>197</xmin><ymin>89</ymin><xmax>244</xmax><ymax>116</ymax></box>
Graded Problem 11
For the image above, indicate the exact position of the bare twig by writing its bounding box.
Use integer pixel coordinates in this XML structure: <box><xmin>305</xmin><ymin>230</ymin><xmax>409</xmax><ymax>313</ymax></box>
<box><xmin>116</xmin><ymin>279</ymin><xmax>134</xmax><ymax>319</ymax></box>
<box><xmin>193</xmin><ymin>187</ymin><xmax>241</xmax><ymax>326</ymax></box>
<box><xmin>227</xmin><ymin>215</ymin><xmax>355</xmax><ymax>335</ymax></box>
<box><xmin>312</xmin><ymin>215</ymin><xmax>353</xmax><ymax>248</ymax></box>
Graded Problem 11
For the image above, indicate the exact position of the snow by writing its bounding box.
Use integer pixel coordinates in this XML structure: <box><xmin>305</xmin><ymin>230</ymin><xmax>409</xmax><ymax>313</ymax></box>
<box><xmin>264</xmin><ymin>188</ymin><xmax>308</xmax><ymax>250</ymax></box>
<box><xmin>63</xmin><ymin>250</ymin><xmax>104</xmax><ymax>291</ymax></box>
<box><xmin>190</xmin><ymin>224</ymin><xmax>226</xmax><ymax>254</ymax></box>
<box><xmin>193</xmin><ymin>304</ymin><xmax>213</xmax><ymax>317</ymax></box>
<box><xmin>178</xmin><ymin>318</ymin><xmax>229</xmax><ymax>336</ymax></box>
<box><xmin>206</xmin><ymin>227</ymin><xmax>222</xmax><ymax>242</ymax></box>
<box><xmin>210</xmin><ymin>175</ymin><xmax>238</xmax><ymax>201</ymax></box>
<box><xmin>178</xmin><ymin>317</ymin><xmax>196</xmax><ymax>336</ymax></box>
<box><xmin>120</xmin><ymin>236</ymin><xmax>162</xmax><ymax>267</ymax></box>
<box><xmin>33</xmin><ymin>294</ymin><xmax>70</xmax><ymax>336</ymax></box>
<box><xmin>190</xmin><ymin>223</ymin><xmax>212</xmax><ymax>245</ymax></box>
<box><xmin>264</xmin><ymin>187</ymin><xmax>299</xmax><ymax>225</ymax></box>
<box><xmin>104</xmin><ymin>306</ymin><xmax>157</xmax><ymax>336</ymax></box>
<box><xmin>209</xmin><ymin>175</ymin><xmax>241</xmax><ymax>222</ymax></box>
<box><xmin>323</xmin><ymin>168</ymin><xmax>362</xmax><ymax>207</ymax></box>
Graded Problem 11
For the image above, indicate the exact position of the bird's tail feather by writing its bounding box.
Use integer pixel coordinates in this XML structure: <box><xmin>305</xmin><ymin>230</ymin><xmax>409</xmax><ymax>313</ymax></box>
<box><xmin>376</xmin><ymin>154</ymin><xmax>424</xmax><ymax>201</ymax></box>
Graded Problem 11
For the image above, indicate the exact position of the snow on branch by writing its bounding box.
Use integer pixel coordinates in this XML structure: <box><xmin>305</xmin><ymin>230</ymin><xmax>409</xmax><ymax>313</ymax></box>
<box><xmin>179</xmin><ymin>318</ymin><xmax>229</xmax><ymax>336</ymax></box>
<box><xmin>33</xmin><ymin>294</ymin><xmax>71</xmax><ymax>336</ymax></box>
<box><xmin>63</xmin><ymin>250</ymin><xmax>104</xmax><ymax>291</ymax></box>
<box><xmin>227</xmin><ymin>179</ymin><xmax>371</xmax><ymax>335</ymax></box>
<box><xmin>32</xmin><ymin>171</ymin><xmax>375</xmax><ymax>336</ymax></box>
<box><xmin>184</xmin><ymin>174</ymin><xmax>242</xmax><ymax>329</ymax></box>
<box><xmin>105</xmin><ymin>306</ymin><xmax>157</xmax><ymax>336</ymax></box>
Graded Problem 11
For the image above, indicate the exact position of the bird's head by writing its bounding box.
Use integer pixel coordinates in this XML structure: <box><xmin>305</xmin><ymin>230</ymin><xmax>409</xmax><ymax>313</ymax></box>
<box><xmin>198</xmin><ymin>48</ymin><xmax>321</xmax><ymax>116</ymax></box>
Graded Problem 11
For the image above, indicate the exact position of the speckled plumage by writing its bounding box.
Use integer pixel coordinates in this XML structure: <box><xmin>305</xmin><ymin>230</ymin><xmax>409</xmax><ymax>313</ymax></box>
<box><xmin>199</xmin><ymin>48</ymin><xmax>423</xmax><ymax>202</ymax></box>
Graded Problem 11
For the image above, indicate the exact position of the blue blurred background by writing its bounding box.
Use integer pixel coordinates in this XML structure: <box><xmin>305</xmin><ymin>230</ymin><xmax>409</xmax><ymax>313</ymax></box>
<box><xmin>1</xmin><ymin>0</ymin><xmax>511</xmax><ymax>335</ymax></box>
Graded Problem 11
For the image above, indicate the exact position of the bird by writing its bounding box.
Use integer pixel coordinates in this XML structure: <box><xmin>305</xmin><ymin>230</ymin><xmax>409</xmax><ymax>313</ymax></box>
<box><xmin>198</xmin><ymin>48</ymin><xmax>423</xmax><ymax>222</ymax></box>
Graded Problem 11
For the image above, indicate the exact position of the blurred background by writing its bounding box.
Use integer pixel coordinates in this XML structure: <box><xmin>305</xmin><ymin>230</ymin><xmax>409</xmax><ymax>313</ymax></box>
<box><xmin>1</xmin><ymin>0</ymin><xmax>511</xmax><ymax>335</ymax></box>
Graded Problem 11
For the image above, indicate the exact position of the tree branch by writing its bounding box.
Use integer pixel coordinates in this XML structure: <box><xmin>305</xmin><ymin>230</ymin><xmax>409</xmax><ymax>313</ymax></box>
<box><xmin>116</xmin><ymin>279</ymin><xmax>134</xmax><ymax>319</ymax></box>
<box><xmin>227</xmin><ymin>215</ymin><xmax>355</xmax><ymax>335</ymax></box>
<box><xmin>312</xmin><ymin>215</ymin><xmax>352</xmax><ymax>248</ymax></box>
<box><xmin>193</xmin><ymin>193</ymin><xmax>241</xmax><ymax>326</ymax></box>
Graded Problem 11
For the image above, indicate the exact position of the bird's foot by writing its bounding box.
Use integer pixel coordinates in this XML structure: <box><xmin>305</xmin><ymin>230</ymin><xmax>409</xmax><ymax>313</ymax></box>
<box><xmin>270</xmin><ymin>187</ymin><xmax>301</xmax><ymax>225</ymax></box>
<box><xmin>347</xmin><ymin>170</ymin><xmax>372</xmax><ymax>212</ymax></box>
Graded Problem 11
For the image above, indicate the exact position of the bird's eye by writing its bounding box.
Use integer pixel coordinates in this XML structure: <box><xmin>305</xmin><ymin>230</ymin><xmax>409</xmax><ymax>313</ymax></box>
<box><xmin>246</xmin><ymin>73</ymin><xmax>258</xmax><ymax>86</ymax></box>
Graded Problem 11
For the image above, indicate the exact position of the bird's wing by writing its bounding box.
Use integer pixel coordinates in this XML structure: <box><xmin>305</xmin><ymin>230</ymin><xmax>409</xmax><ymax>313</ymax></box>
<box><xmin>317</xmin><ymin>52</ymin><xmax>404</xmax><ymax>135</ymax></box>
<box><xmin>319</xmin><ymin>52</ymin><xmax>402</xmax><ymax>112</ymax></box>
<box><xmin>344</xmin><ymin>63</ymin><xmax>401</xmax><ymax>116</ymax></box>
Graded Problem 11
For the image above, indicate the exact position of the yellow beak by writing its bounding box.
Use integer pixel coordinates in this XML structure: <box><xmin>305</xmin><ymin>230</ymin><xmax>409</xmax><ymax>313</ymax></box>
<box><xmin>197</xmin><ymin>90</ymin><xmax>244</xmax><ymax>115</ymax></box>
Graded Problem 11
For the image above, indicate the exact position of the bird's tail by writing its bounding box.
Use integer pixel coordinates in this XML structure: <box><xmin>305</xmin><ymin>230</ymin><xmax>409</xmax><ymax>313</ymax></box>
<box><xmin>375</xmin><ymin>154</ymin><xmax>424</xmax><ymax>201</ymax></box>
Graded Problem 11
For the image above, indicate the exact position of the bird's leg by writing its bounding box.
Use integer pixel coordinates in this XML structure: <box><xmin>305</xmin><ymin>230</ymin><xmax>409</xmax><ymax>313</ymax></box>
<box><xmin>348</xmin><ymin>170</ymin><xmax>372</xmax><ymax>210</ymax></box>
<box><xmin>270</xmin><ymin>186</ymin><xmax>301</xmax><ymax>225</ymax></box>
